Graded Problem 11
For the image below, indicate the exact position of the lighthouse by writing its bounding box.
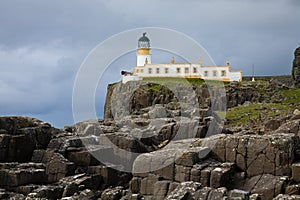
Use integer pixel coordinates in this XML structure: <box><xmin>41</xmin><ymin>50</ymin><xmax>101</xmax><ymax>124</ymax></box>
<box><xmin>137</xmin><ymin>33</ymin><xmax>151</xmax><ymax>66</ymax></box>
<box><xmin>132</xmin><ymin>33</ymin><xmax>242</xmax><ymax>82</ymax></box>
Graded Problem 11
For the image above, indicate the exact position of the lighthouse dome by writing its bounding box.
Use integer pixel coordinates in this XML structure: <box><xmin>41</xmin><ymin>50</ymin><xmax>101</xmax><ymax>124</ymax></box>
<box><xmin>138</xmin><ymin>33</ymin><xmax>150</xmax><ymax>48</ymax></box>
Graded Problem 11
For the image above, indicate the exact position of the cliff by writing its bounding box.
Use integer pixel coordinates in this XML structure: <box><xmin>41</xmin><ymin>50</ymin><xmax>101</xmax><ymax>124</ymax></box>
<box><xmin>1</xmin><ymin>79</ymin><xmax>300</xmax><ymax>199</ymax></box>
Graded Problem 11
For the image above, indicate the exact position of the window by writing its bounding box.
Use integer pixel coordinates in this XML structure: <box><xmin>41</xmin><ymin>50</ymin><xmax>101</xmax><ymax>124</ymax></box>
<box><xmin>176</xmin><ymin>67</ymin><xmax>181</xmax><ymax>73</ymax></box>
<box><xmin>213</xmin><ymin>70</ymin><xmax>217</xmax><ymax>77</ymax></box>
<box><xmin>193</xmin><ymin>67</ymin><xmax>197</xmax><ymax>73</ymax></box>
<box><xmin>185</xmin><ymin>67</ymin><xmax>189</xmax><ymax>73</ymax></box>
<box><xmin>136</xmin><ymin>69</ymin><xmax>139</xmax><ymax>73</ymax></box>
<box><xmin>221</xmin><ymin>70</ymin><xmax>226</xmax><ymax>77</ymax></box>
<box><xmin>204</xmin><ymin>71</ymin><xmax>208</xmax><ymax>77</ymax></box>
<box><xmin>141</xmin><ymin>69</ymin><xmax>144</xmax><ymax>73</ymax></box>
<box><xmin>165</xmin><ymin>68</ymin><xmax>169</xmax><ymax>74</ymax></box>
<box><xmin>148</xmin><ymin>68</ymin><xmax>152</xmax><ymax>74</ymax></box>
<box><xmin>156</xmin><ymin>68</ymin><xmax>160</xmax><ymax>74</ymax></box>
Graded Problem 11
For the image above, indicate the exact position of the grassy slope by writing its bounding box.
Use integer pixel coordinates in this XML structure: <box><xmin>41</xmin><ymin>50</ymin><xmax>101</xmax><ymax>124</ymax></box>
<box><xmin>139</xmin><ymin>78</ymin><xmax>300</xmax><ymax>127</ymax></box>
<box><xmin>226</xmin><ymin>86</ymin><xmax>300</xmax><ymax>127</ymax></box>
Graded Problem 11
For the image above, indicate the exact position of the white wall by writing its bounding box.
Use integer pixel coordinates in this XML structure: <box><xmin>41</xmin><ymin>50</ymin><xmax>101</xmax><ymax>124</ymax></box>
<box><xmin>122</xmin><ymin>75</ymin><xmax>142</xmax><ymax>84</ymax></box>
<box><xmin>137</xmin><ymin>54</ymin><xmax>151</xmax><ymax>66</ymax></box>
<box><xmin>135</xmin><ymin>64</ymin><xmax>242</xmax><ymax>81</ymax></box>
<box><xmin>227</xmin><ymin>71</ymin><xmax>242</xmax><ymax>81</ymax></box>
<box><xmin>137</xmin><ymin>64</ymin><xmax>201</xmax><ymax>77</ymax></box>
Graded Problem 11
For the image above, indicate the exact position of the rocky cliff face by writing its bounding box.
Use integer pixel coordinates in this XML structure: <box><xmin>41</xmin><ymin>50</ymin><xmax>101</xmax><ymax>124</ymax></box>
<box><xmin>1</xmin><ymin>80</ymin><xmax>300</xmax><ymax>200</ymax></box>
<box><xmin>292</xmin><ymin>47</ymin><xmax>300</xmax><ymax>87</ymax></box>
<box><xmin>104</xmin><ymin>80</ymin><xmax>289</xmax><ymax>121</ymax></box>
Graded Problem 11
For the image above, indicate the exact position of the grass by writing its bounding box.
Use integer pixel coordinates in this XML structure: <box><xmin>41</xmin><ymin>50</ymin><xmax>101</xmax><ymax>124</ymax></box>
<box><xmin>225</xmin><ymin>88</ymin><xmax>300</xmax><ymax>127</ymax></box>
<box><xmin>142</xmin><ymin>77</ymin><xmax>229</xmax><ymax>87</ymax></box>
<box><xmin>148</xmin><ymin>84</ymin><xmax>163</xmax><ymax>91</ymax></box>
<box><xmin>139</xmin><ymin>78</ymin><xmax>300</xmax><ymax>128</ymax></box>
<box><xmin>279</xmin><ymin>88</ymin><xmax>300</xmax><ymax>105</ymax></box>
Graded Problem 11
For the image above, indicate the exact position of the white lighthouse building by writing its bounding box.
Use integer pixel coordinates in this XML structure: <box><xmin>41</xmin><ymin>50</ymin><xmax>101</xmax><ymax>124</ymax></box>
<box><xmin>122</xmin><ymin>33</ymin><xmax>242</xmax><ymax>83</ymax></box>
<box><xmin>137</xmin><ymin>32</ymin><xmax>151</xmax><ymax>67</ymax></box>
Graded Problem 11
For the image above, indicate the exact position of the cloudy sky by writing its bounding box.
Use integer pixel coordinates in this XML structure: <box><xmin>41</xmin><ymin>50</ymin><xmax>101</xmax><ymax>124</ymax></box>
<box><xmin>0</xmin><ymin>0</ymin><xmax>300</xmax><ymax>127</ymax></box>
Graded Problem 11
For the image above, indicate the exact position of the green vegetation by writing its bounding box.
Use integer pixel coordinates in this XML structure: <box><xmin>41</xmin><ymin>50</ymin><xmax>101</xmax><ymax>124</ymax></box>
<box><xmin>279</xmin><ymin>88</ymin><xmax>300</xmax><ymax>105</ymax></box>
<box><xmin>226</xmin><ymin>88</ymin><xmax>300</xmax><ymax>127</ymax></box>
<box><xmin>142</xmin><ymin>77</ymin><xmax>204</xmax><ymax>86</ymax></box>
<box><xmin>148</xmin><ymin>84</ymin><xmax>163</xmax><ymax>91</ymax></box>
<box><xmin>142</xmin><ymin>77</ymin><xmax>229</xmax><ymax>87</ymax></box>
<box><xmin>139</xmin><ymin>78</ymin><xmax>300</xmax><ymax>128</ymax></box>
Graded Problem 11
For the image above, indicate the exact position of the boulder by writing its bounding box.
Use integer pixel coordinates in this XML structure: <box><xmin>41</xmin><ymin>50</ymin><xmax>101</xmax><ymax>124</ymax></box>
<box><xmin>45</xmin><ymin>152</ymin><xmax>75</xmax><ymax>183</ymax></box>
<box><xmin>207</xmin><ymin>187</ymin><xmax>227</xmax><ymax>200</ymax></box>
<box><xmin>148</xmin><ymin>104</ymin><xmax>170</xmax><ymax>119</ymax></box>
<box><xmin>88</xmin><ymin>165</ymin><xmax>132</xmax><ymax>187</ymax></box>
<box><xmin>61</xmin><ymin>189</ymin><xmax>98</xmax><ymax>200</ymax></box>
<box><xmin>27</xmin><ymin>185</ymin><xmax>64</xmax><ymax>200</ymax></box>
<box><xmin>153</xmin><ymin>180</ymin><xmax>172</xmax><ymax>200</ymax></box>
<box><xmin>59</xmin><ymin>173</ymin><xmax>102</xmax><ymax>197</ymax></box>
<box><xmin>264</xmin><ymin>119</ymin><xmax>281</xmax><ymax>131</ymax></box>
<box><xmin>0</xmin><ymin>163</ymin><xmax>46</xmax><ymax>187</ymax></box>
<box><xmin>275</xmin><ymin>119</ymin><xmax>300</xmax><ymax>135</ymax></box>
<box><xmin>129</xmin><ymin>177</ymin><xmax>141</xmax><ymax>194</ymax></box>
<box><xmin>31</xmin><ymin>149</ymin><xmax>46</xmax><ymax>163</ymax></box>
<box><xmin>201</xmin><ymin>167</ymin><xmax>213</xmax><ymax>187</ymax></box>
<box><xmin>0</xmin><ymin>116</ymin><xmax>57</xmax><ymax>162</ymax></box>
<box><xmin>273</xmin><ymin>194</ymin><xmax>300</xmax><ymax>200</ymax></box>
<box><xmin>292</xmin><ymin>163</ymin><xmax>300</xmax><ymax>182</ymax></box>
<box><xmin>67</xmin><ymin>149</ymin><xmax>100</xmax><ymax>166</ymax></box>
<box><xmin>249</xmin><ymin>194</ymin><xmax>261</xmax><ymax>200</ymax></box>
<box><xmin>74</xmin><ymin>120</ymin><xmax>104</xmax><ymax>136</ymax></box>
<box><xmin>101</xmin><ymin>186</ymin><xmax>124</xmax><ymax>200</ymax></box>
<box><xmin>285</xmin><ymin>184</ymin><xmax>300</xmax><ymax>195</ymax></box>
<box><xmin>175</xmin><ymin>165</ymin><xmax>191</xmax><ymax>182</ymax></box>
<box><xmin>210</xmin><ymin>165</ymin><xmax>233</xmax><ymax>188</ymax></box>
<box><xmin>199</xmin><ymin>133</ymin><xmax>295</xmax><ymax>177</ymax></box>
<box><xmin>105</xmin><ymin>132</ymin><xmax>149</xmax><ymax>153</ymax></box>
<box><xmin>140</xmin><ymin>174</ymin><xmax>160</xmax><ymax>195</ymax></box>
<box><xmin>165</xmin><ymin>181</ymin><xmax>201</xmax><ymax>200</ymax></box>
<box><xmin>228</xmin><ymin>189</ymin><xmax>250</xmax><ymax>199</ymax></box>
<box><xmin>242</xmin><ymin>174</ymin><xmax>288</xmax><ymax>200</ymax></box>
<box><xmin>194</xmin><ymin>187</ymin><xmax>212</xmax><ymax>199</ymax></box>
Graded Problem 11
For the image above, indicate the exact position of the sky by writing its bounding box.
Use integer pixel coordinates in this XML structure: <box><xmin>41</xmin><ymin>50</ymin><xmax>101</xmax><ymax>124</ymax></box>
<box><xmin>0</xmin><ymin>0</ymin><xmax>300</xmax><ymax>128</ymax></box>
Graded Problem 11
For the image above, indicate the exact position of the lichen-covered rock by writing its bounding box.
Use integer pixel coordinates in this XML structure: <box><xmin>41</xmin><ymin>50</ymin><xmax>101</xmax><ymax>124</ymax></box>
<box><xmin>61</xmin><ymin>189</ymin><xmax>98</xmax><ymax>200</ymax></box>
<box><xmin>194</xmin><ymin>186</ymin><xmax>212</xmax><ymax>199</ymax></box>
<box><xmin>207</xmin><ymin>187</ymin><xmax>227</xmax><ymax>200</ymax></box>
<box><xmin>101</xmin><ymin>186</ymin><xmax>124</xmax><ymax>200</ymax></box>
<box><xmin>273</xmin><ymin>194</ymin><xmax>300</xmax><ymax>200</ymax></box>
<box><xmin>165</xmin><ymin>181</ymin><xmax>201</xmax><ymax>200</ymax></box>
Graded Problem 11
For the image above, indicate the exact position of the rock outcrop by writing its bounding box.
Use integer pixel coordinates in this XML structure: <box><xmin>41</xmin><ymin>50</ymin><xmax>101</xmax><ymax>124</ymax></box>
<box><xmin>292</xmin><ymin>47</ymin><xmax>300</xmax><ymax>87</ymax></box>
<box><xmin>2</xmin><ymin>78</ymin><xmax>300</xmax><ymax>199</ymax></box>
<box><xmin>104</xmin><ymin>80</ymin><xmax>290</xmax><ymax>121</ymax></box>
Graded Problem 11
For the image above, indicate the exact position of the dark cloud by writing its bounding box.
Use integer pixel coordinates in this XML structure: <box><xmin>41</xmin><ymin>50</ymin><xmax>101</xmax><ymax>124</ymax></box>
<box><xmin>0</xmin><ymin>0</ymin><xmax>299</xmax><ymax>127</ymax></box>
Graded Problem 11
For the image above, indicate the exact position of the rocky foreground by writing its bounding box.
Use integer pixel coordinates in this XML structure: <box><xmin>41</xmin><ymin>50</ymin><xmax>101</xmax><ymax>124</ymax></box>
<box><xmin>1</xmin><ymin>78</ymin><xmax>300</xmax><ymax>200</ymax></box>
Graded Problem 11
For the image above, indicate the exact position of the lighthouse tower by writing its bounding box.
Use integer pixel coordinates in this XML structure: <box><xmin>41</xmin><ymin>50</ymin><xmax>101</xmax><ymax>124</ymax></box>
<box><xmin>137</xmin><ymin>33</ymin><xmax>151</xmax><ymax>66</ymax></box>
